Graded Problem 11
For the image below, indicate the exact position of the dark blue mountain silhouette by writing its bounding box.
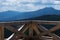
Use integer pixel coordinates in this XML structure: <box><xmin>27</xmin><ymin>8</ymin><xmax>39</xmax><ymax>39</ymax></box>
<box><xmin>33</xmin><ymin>7</ymin><xmax>60</xmax><ymax>15</ymax></box>
<box><xmin>27</xmin><ymin>15</ymin><xmax>60</xmax><ymax>21</ymax></box>
<box><xmin>0</xmin><ymin>7</ymin><xmax>60</xmax><ymax>22</ymax></box>
<box><xmin>19</xmin><ymin>7</ymin><xmax>60</xmax><ymax>21</ymax></box>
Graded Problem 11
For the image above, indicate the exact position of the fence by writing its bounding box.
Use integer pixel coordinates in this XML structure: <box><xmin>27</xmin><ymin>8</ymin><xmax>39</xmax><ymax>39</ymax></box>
<box><xmin>0</xmin><ymin>20</ymin><xmax>60</xmax><ymax>40</ymax></box>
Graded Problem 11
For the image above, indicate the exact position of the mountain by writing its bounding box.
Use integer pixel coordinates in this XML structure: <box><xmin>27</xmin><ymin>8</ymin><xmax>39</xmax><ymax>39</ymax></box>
<box><xmin>0</xmin><ymin>7</ymin><xmax>60</xmax><ymax>22</ymax></box>
<box><xmin>22</xmin><ymin>7</ymin><xmax>60</xmax><ymax>21</ymax></box>
<box><xmin>32</xmin><ymin>7</ymin><xmax>60</xmax><ymax>15</ymax></box>
<box><xmin>26</xmin><ymin>15</ymin><xmax>60</xmax><ymax>21</ymax></box>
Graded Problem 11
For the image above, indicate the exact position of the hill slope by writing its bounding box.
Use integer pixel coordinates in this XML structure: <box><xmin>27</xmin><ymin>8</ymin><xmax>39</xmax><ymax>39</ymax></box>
<box><xmin>0</xmin><ymin>7</ymin><xmax>60</xmax><ymax>21</ymax></box>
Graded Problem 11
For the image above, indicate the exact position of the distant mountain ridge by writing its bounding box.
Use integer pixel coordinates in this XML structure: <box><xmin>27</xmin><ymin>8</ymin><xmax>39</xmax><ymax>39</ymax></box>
<box><xmin>0</xmin><ymin>7</ymin><xmax>60</xmax><ymax>22</ymax></box>
<box><xmin>26</xmin><ymin>15</ymin><xmax>60</xmax><ymax>21</ymax></box>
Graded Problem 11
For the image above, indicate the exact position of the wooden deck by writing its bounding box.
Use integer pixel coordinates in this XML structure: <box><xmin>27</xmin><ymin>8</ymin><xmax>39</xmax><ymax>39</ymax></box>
<box><xmin>0</xmin><ymin>20</ymin><xmax>60</xmax><ymax>40</ymax></box>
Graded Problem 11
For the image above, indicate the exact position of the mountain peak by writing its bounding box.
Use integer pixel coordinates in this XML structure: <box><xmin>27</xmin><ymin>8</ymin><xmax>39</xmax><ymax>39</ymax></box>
<box><xmin>40</xmin><ymin>7</ymin><xmax>56</xmax><ymax>11</ymax></box>
<box><xmin>44</xmin><ymin>7</ymin><xmax>54</xmax><ymax>9</ymax></box>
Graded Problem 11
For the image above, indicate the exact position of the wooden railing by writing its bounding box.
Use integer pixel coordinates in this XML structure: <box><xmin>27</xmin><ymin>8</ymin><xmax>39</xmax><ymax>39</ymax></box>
<box><xmin>0</xmin><ymin>20</ymin><xmax>60</xmax><ymax>40</ymax></box>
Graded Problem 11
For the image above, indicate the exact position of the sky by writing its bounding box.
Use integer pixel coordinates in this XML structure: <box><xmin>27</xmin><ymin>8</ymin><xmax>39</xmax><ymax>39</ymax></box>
<box><xmin>0</xmin><ymin>0</ymin><xmax>60</xmax><ymax>12</ymax></box>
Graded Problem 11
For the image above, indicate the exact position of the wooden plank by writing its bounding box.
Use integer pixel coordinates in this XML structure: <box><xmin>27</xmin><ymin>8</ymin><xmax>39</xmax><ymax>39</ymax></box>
<box><xmin>20</xmin><ymin>24</ymin><xmax>28</xmax><ymax>33</ymax></box>
<box><xmin>5</xmin><ymin>26</ymin><xmax>18</xmax><ymax>33</ymax></box>
<box><xmin>10</xmin><ymin>24</ymin><xmax>28</xmax><ymax>40</ymax></box>
<box><xmin>37</xmin><ymin>22</ymin><xmax>57</xmax><ymax>25</ymax></box>
<box><xmin>22</xmin><ymin>26</ymin><xmax>28</xmax><ymax>33</ymax></box>
<box><xmin>29</xmin><ymin>23</ymin><xmax>33</xmax><ymax>37</ymax></box>
<box><xmin>0</xmin><ymin>25</ymin><xmax>4</xmax><ymax>40</ymax></box>
<box><xmin>49</xmin><ymin>25</ymin><xmax>60</xmax><ymax>32</ymax></box>
<box><xmin>3</xmin><ymin>23</ymin><xmax>24</xmax><ymax>26</ymax></box>
<box><xmin>49</xmin><ymin>33</ymin><xmax>60</xmax><ymax>40</ymax></box>
<box><xmin>37</xmin><ymin>25</ymin><xmax>48</xmax><ymax>32</ymax></box>
<box><xmin>49</xmin><ymin>22</ymin><xmax>60</xmax><ymax>32</ymax></box>
<box><xmin>32</xmin><ymin>23</ymin><xmax>40</xmax><ymax>35</ymax></box>
<box><xmin>38</xmin><ymin>25</ymin><xmax>60</xmax><ymax>36</ymax></box>
<box><xmin>0</xmin><ymin>20</ymin><xmax>60</xmax><ymax>24</ymax></box>
<box><xmin>38</xmin><ymin>25</ymin><xmax>60</xmax><ymax>40</ymax></box>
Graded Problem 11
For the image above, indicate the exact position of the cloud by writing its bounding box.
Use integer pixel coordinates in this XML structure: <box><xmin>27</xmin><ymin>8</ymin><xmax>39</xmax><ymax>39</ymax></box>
<box><xmin>0</xmin><ymin>0</ymin><xmax>60</xmax><ymax>12</ymax></box>
<box><xmin>52</xmin><ymin>5</ymin><xmax>60</xmax><ymax>10</ymax></box>
<box><xmin>0</xmin><ymin>0</ymin><xmax>46</xmax><ymax>12</ymax></box>
<box><xmin>51</xmin><ymin>0</ymin><xmax>60</xmax><ymax>10</ymax></box>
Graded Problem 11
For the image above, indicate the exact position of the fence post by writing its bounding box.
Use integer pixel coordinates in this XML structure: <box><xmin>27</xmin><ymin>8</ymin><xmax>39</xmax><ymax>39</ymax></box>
<box><xmin>0</xmin><ymin>24</ymin><xmax>4</xmax><ymax>40</ymax></box>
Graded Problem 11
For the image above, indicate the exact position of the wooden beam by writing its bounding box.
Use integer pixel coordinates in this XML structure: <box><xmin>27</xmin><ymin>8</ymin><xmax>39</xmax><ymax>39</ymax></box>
<box><xmin>32</xmin><ymin>23</ymin><xmax>40</xmax><ymax>35</ymax></box>
<box><xmin>0</xmin><ymin>25</ymin><xmax>4</xmax><ymax>40</ymax></box>
<box><xmin>29</xmin><ymin>23</ymin><xmax>33</xmax><ymax>37</ymax></box>
<box><xmin>38</xmin><ymin>25</ymin><xmax>60</xmax><ymax>36</ymax></box>
<box><xmin>10</xmin><ymin>24</ymin><xmax>28</xmax><ymax>40</ymax></box>
<box><xmin>19</xmin><ymin>24</ymin><xmax>28</xmax><ymax>33</ymax></box>
<box><xmin>22</xmin><ymin>26</ymin><xmax>28</xmax><ymax>33</ymax></box>
<box><xmin>49</xmin><ymin>25</ymin><xmax>60</xmax><ymax>32</ymax></box>
<box><xmin>37</xmin><ymin>25</ymin><xmax>48</xmax><ymax>32</ymax></box>
<box><xmin>38</xmin><ymin>25</ymin><xmax>60</xmax><ymax>40</ymax></box>
<box><xmin>49</xmin><ymin>33</ymin><xmax>60</xmax><ymax>40</ymax></box>
<box><xmin>5</xmin><ymin>26</ymin><xmax>18</xmax><ymax>33</ymax></box>
<box><xmin>1</xmin><ymin>20</ymin><xmax>60</xmax><ymax>24</ymax></box>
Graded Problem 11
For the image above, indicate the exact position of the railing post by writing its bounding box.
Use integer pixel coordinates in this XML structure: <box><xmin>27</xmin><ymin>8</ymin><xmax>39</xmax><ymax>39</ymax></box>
<box><xmin>0</xmin><ymin>24</ymin><xmax>4</xmax><ymax>40</ymax></box>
